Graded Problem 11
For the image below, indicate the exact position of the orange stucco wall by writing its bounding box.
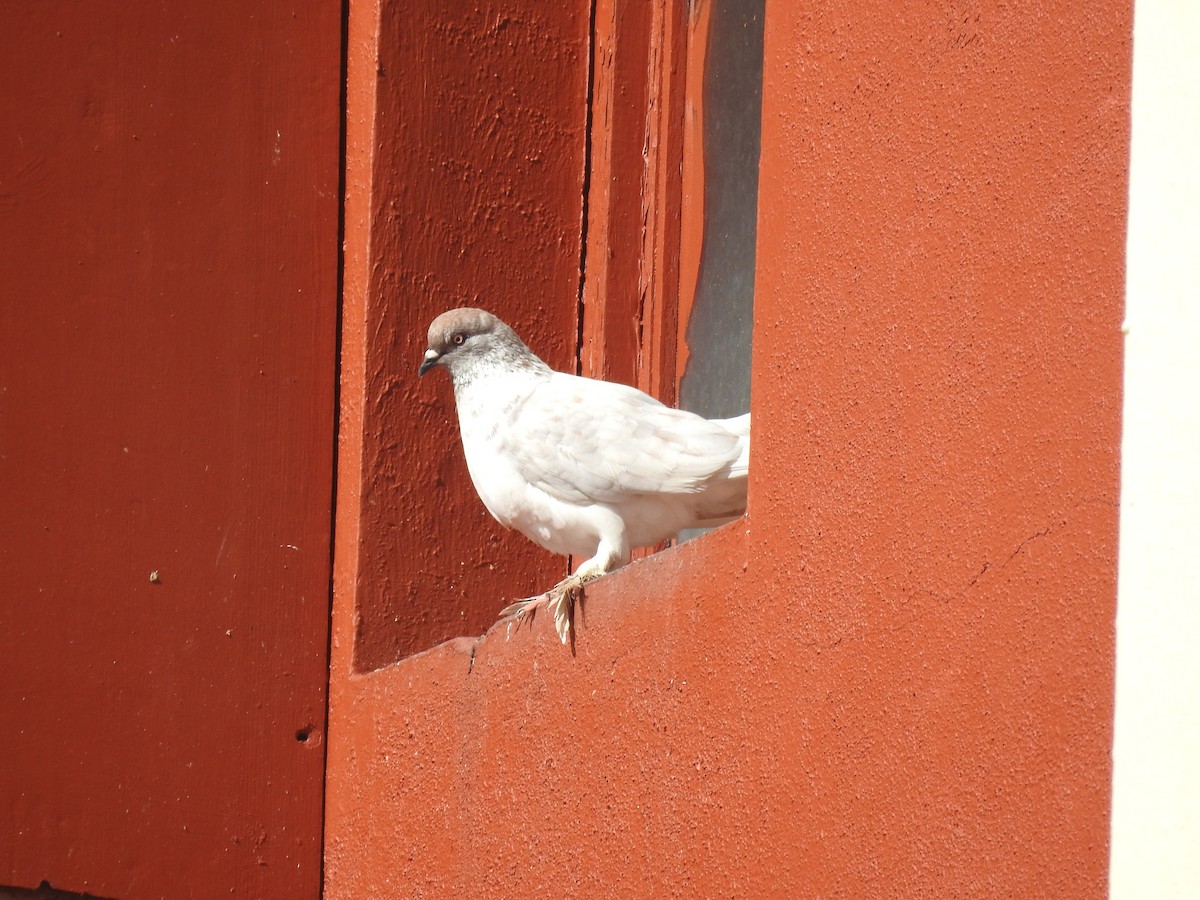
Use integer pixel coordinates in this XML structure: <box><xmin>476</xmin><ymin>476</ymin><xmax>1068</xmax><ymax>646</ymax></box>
<box><xmin>325</xmin><ymin>1</ymin><xmax>1129</xmax><ymax>895</ymax></box>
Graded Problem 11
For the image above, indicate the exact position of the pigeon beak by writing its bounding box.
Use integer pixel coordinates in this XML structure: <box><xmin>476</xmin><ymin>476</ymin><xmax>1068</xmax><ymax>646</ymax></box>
<box><xmin>418</xmin><ymin>348</ymin><xmax>440</xmax><ymax>377</ymax></box>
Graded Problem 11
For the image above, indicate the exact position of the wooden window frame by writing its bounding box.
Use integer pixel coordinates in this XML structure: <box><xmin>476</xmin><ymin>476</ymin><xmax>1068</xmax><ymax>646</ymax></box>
<box><xmin>578</xmin><ymin>0</ymin><xmax>688</xmax><ymax>402</ymax></box>
<box><xmin>335</xmin><ymin>0</ymin><xmax>754</xmax><ymax>668</ymax></box>
<box><xmin>579</xmin><ymin>0</ymin><xmax>752</xmax><ymax>565</ymax></box>
<box><xmin>580</xmin><ymin>0</ymin><xmax>748</xmax><ymax>405</ymax></box>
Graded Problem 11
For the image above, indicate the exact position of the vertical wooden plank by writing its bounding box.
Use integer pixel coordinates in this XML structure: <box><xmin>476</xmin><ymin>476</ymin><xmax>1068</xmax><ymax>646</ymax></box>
<box><xmin>0</xmin><ymin>2</ymin><xmax>341</xmax><ymax>897</ymax></box>
<box><xmin>579</xmin><ymin>0</ymin><xmax>653</xmax><ymax>387</ymax></box>
<box><xmin>336</xmin><ymin>0</ymin><xmax>589</xmax><ymax>668</ymax></box>
<box><xmin>579</xmin><ymin>0</ymin><xmax>686</xmax><ymax>404</ymax></box>
<box><xmin>635</xmin><ymin>0</ymin><xmax>687</xmax><ymax>406</ymax></box>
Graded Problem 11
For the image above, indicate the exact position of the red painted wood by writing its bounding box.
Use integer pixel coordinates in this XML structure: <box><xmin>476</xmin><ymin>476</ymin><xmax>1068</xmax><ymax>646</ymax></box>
<box><xmin>579</xmin><ymin>0</ymin><xmax>684</xmax><ymax>572</ymax></box>
<box><xmin>324</xmin><ymin>1</ymin><xmax>1129</xmax><ymax>896</ymax></box>
<box><xmin>579</xmin><ymin>0</ymin><xmax>684</xmax><ymax>407</ymax></box>
<box><xmin>0</xmin><ymin>3</ymin><xmax>341</xmax><ymax>897</ymax></box>
<box><xmin>579</xmin><ymin>0</ymin><xmax>654</xmax><ymax>388</ymax></box>
<box><xmin>337</xmin><ymin>0</ymin><xmax>589</xmax><ymax>670</ymax></box>
<box><xmin>636</xmin><ymin>1</ymin><xmax>686</xmax><ymax>407</ymax></box>
<box><xmin>676</xmin><ymin>0</ymin><xmax>711</xmax><ymax>386</ymax></box>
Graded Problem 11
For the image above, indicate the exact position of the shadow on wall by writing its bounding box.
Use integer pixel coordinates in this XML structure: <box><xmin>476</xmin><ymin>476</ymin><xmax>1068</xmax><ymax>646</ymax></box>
<box><xmin>0</xmin><ymin>882</ymin><xmax>114</xmax><ymax>900</ymax></box>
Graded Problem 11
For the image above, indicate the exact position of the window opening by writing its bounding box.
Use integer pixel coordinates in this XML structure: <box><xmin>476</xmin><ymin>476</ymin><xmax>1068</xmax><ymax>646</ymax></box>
<box><xmin>678</xmin><ymin>0</ymin><xmax>764</xmax><ymax>420</ymax></box>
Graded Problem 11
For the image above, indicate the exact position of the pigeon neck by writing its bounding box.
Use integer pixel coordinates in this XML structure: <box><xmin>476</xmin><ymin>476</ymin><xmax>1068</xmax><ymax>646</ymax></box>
<box><xmin>449</xmin><ymin>346</ymin><xmax>552</xmax><ymax>395</ymax></box>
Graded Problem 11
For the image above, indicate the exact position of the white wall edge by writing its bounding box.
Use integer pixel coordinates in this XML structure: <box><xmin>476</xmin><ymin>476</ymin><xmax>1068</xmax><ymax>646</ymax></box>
<box><xmin>1109</xmin><ymin>2</ymin><xmax>1200</xmax><ymax>897</ymax></box>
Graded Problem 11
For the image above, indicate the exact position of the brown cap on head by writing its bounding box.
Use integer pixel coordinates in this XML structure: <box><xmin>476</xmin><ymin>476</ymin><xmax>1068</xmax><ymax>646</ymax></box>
<box><xmin>418</xmin><ymin>307</ymin><xmax>539</xmax><ymax>377</ymax></box>
<box><xmin>427</xmin><ymin>308</ymin><xmax>499</xmax><ymax>351</ymax></box>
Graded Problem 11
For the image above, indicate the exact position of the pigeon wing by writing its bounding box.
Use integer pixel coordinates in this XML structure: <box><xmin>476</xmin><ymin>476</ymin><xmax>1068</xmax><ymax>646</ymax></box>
<box><xmin>503</xmin><ymin>373</ymin><xmax>741</xmax><ymax>504</ymax></box>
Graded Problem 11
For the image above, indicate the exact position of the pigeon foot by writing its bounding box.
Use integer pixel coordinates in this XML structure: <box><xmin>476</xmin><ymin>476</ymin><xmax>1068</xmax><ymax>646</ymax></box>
<box><xmin>499</xmin><ymin>570</ymin><xmax>602</xmax><ymax>644</ymax></box>
<box><xmin>498</xmin><ymin>592</ymin><xmax>549</xmax><ymax>637</ymax></box>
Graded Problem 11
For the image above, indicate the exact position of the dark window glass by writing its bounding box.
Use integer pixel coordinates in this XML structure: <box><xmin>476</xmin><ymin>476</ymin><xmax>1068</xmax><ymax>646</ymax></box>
<box><xmin>679</xmin><ymin>0</ymin><xmax>764</xmax><ymax>421</ymax></box>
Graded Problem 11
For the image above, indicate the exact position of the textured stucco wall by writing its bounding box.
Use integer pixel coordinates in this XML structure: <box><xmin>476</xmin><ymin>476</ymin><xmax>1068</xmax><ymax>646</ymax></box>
<box><xmin>325</xmin><ymin>1</ymin><xmax>1130</xmax><ymax>895</ymax></box>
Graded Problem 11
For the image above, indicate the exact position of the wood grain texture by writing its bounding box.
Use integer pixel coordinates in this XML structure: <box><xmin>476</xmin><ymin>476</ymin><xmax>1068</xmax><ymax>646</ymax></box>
<box><xmin>578</xmin><ymin>0</ymin><xmax>686</xmax><ymax>406</ymax></box>
<box><xmin>337</xmin><ymin>0</ymin><xmax>590</xmax><ymax>669</ymax></box>
<box><xmin>579</xmin><ymin>0</ymin><xmax>653</xmax><ymax>389</ymax></box>
<box><xmin>0</xmin><ymin>2</ymin><xmax>341</xmax><ymax>897</ymax></box>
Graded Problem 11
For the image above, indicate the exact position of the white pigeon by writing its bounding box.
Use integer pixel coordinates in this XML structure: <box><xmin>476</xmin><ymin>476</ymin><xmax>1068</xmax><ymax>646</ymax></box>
<box><xmin>419</xmin><ymin>308</ymin><xmax>750</xmax><ymax>643</ymax></box>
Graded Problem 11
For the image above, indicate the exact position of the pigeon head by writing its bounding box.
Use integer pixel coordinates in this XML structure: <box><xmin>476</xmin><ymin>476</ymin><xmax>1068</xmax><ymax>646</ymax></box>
<box><xmin>418</xmin><ymin>307</ymin><xmax>549</xmax><ymax>383</ymax></box>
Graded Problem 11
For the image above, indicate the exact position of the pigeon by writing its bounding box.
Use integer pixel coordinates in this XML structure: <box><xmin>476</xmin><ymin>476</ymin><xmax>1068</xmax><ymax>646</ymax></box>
<box><xmin>419</xmin><ymin>308</ymin><xmax>750</xmax><ymax>643</ymax></box>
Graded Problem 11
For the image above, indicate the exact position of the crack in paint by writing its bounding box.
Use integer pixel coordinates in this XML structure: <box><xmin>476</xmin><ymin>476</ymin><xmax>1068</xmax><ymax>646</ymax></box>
<box><xmin>803</xmin><ymin>496</ymin><xmax>1120</xmax><ymax>650</ymax></box>
<box><xmin>892</xmin><ymin>496</ymin><xmax>1119</xmax><ymax>639</ymax></box>
<box><xmin>574</xmin><ymin>0</ymin><xmax>599</xmax><ymax>378</ymax></box>
<box><xmin>466</xmin><ymin>634</ymin><xmax>485</xmax><ymax>675</ymax></box>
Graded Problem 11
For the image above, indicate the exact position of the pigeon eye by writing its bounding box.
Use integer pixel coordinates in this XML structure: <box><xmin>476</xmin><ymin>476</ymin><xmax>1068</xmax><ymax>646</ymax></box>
<box><xmin>451</xmin><ymin>332</ymin><xmax>467</xmax><ymax>346</ymax></box>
